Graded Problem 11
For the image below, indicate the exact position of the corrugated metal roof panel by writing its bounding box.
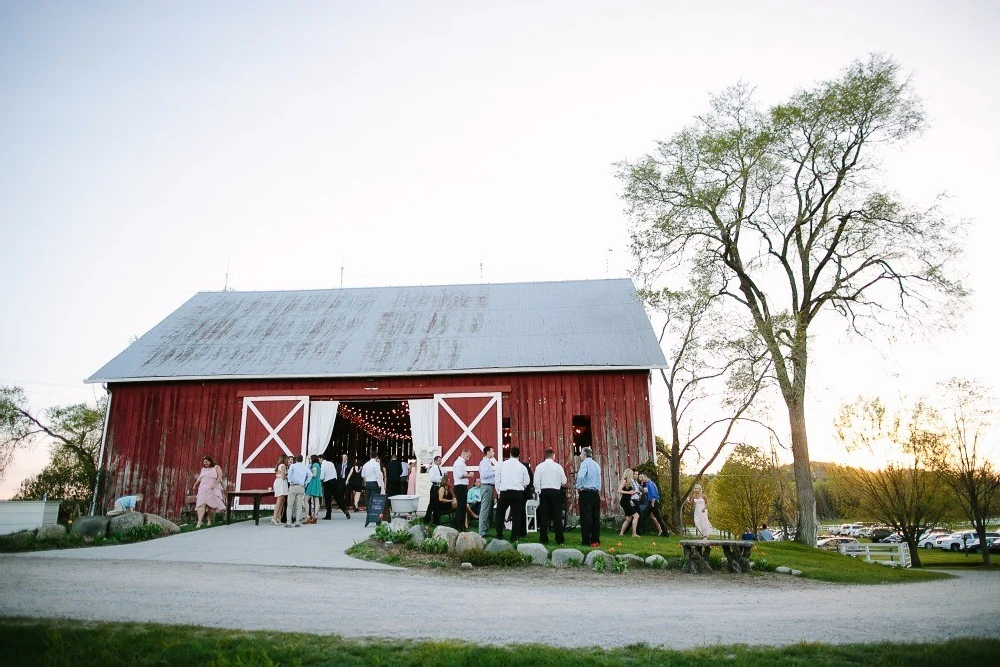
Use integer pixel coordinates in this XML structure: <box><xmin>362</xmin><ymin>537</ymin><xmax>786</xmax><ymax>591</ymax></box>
<box><xmin>86</xmin><ymin>279</ymin><xmax>667</xmax><ymax>382</ymax></box>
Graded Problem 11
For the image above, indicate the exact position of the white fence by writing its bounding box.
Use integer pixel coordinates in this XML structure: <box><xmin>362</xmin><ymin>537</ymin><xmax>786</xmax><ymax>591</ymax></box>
<box><xmin>838</xmin><ymin>542</ymin><xmax>911</xmax><ymax>568</ymax></box>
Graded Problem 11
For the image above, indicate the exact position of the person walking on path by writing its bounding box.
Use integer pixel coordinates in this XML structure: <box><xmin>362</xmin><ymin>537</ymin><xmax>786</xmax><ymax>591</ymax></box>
<box><xmin>478</xmin><ymin>446</ymin><xmax>497</xmax><ymax>537</ymax></box>
<box><xmin>534</xmin><ymin>448</ymin><xmax>567</xmax><ymax>545</ymax></box>
<box><xmin>285</xmin><ymin>455</ymin><xmax>312</xmax><ymax>527</ymax></box>
<box><xmin>576</xmin><ymin>447</ymin><xmax>602</xmax><ymax>547</ymax></box>
<box><xmin>192</xmin><ymin>455</ymin><xmax>227</xmax><ymax>528</ymax></box>
<box><xmin>321</xmin><ymin>455</ymin><xmax>351</xmax><ymax>520</ymax></box>
<box><xmin>496</xmin><ymin>447</ymin><xmax>530</xmax><ymax>541</ymax></box>
<box><xmin>452</xmin><ymin>448</ymin><xmax>472</xmax><ymax>531</ymax></box>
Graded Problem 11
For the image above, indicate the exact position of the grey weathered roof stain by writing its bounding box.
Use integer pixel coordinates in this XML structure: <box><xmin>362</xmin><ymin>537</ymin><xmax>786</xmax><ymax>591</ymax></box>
<box><xmin>86</xmin><ymin>278</ymin><xmax>666</xmax><ymax>382</ymax></box>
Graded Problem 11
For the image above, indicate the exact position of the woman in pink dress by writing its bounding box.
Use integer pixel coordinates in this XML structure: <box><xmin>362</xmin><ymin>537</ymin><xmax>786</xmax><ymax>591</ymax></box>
<box><xmin>191</xmin><ymin>455</ymin><xmax>226</xmax><ymax>527</ymax></box>
<box><xmin>407</xmin><ymin>457</ymin><xmax>418</xmax><ymax>496</ymax></box>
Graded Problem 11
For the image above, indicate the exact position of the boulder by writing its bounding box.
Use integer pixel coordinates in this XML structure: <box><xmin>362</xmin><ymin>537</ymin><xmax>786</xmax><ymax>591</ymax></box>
<box><xmin>389</xmin><ymin>518</ymin><xmax>411</xmax><ymax>533</ymax></box>
<box><xmin>485</xmin><ymin>538</ymin><xmax>514</xmax><ymax>554</ymax></box>
<box><xmin>645</xmin><ymin>554</ymin><xmax>667</xmax><ymax>569</ymax></box>
<box><xmin>70</xmin><ymin>515</ymin><xmax>110</xmax><ymax>539</ymax></box>
<box><xmin>11</xmin><ymin>531</ymin><xmax>36</xmax><ymax>545</ymax></box>
<box><xmin>790</xmin><ymin>569</ymin><xmax>803</xmax><ymax>576</ymax></box>
<box><xmin>517</xmin><ymin>542</ymin><xmax>549</xmax><ymax>565</ymax></box>
<box><xmin>551</xmin><ymin>548</ymin><xmax>586</xmax><ymax>568</ymax></box>
<box><xmin>144</xmin><ymin>514</ymin><xmax>180</xmax><ymax>536</ymax></box>
<box><xmin>460</xmin><ymin>562</ymin><xmax>474</xmax><ymax>569</ymax></box>
<box><xmin>109</xmin><ymin>512</ymin><xmax>145</xmax><ymax>535</ymax></box>
<box><xmin>775</xmin><ymin>566</ymin><xmax>791</xmax><ymax>574</ymax></box>
<box><xmin>409</xmin><ymin>524</ymin><xmax>427</xmax><ymax>543</ymax></box>
<box><xmin>432</xmin><ymin>525</ymin><xmax>459</xmax><ymax>552</ymax></box>
<box><xmin>584</xmin><ymin>550</ymin><xmax>610</xmax><ymax>567</ymax></box>
<box><xmin>455</xmin><ymin>532</ymin><xmax>486</xmax><ymax>555</ymax></box>
<box><xmin>622</xmin><ymin>553</ymin><xmax>645</xmax><ymax>567</ymax></box>
<box><xmin>36</xmin><ymin>524</ymin><xmax>67</xmax><ymax>539</ymax></box>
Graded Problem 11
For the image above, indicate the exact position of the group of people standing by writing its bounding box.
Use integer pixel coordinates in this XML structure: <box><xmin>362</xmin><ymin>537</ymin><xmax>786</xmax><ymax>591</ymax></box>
<box><xmin>271</xmin><ymin>452</ymin><xmax>419</xmax><ymax>527</ymax></box>
<box><xmin>421</xmin><ymin>445</ymin><xmax>607</xmax><ymax>548</ymax></box>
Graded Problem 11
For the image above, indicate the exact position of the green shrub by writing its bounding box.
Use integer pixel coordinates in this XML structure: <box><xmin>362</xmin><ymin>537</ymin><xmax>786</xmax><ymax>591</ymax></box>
<box><xmin>491</xmin><ymin>550</ymin><xmax>531</xmax><ymax>568</ymax></box>
<box><xmin>593</xmin><ymin>555</ymin><xmax>607</xmax><ymax>572</ymax></box>
<box><xmin>457</xmin><ymin>548</ymin><xmax>493</xmax><ymax>566</ymax></box>
<box><xmin>456</xmin><ymin>548</ymin><xmax>530</xmax><ymax>567</ymax></box>
<box><xmin>375</xmin><ymin>524</ymin><xmax>412</xmax><ymax>544</ymax></box>
<box><xmin>124</xmin><ymin>523</ymin><xmax>163</xmax><ymax>541</ymax></box>
<box><xmin>610</xmin><ymin>555</ymin><xmax>629</xmax><ymax>573</ymax></box>
<box><xmin>418</xmin><ymin>537</ymin><xmax>448</xmax><ymax>554</ymax></box>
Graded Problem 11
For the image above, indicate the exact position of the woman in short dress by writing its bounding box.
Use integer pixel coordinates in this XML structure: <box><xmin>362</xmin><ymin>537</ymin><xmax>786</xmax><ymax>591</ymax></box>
<box><xmin>618</xmin><ymin>468</ymin><xmax>641</xmax><ymax>537</ymax></box>
<box><xmin>688</xmin><ymin>483</ymin><xmax>712</xmax><ymax>538</ymax></box>
<box><xmin>191</xmin><ymin>455</ymin><xmax>226</xmax><ymax>528</ymax></box>
<box><xmin>271</xmin><ymin>455</ymin><xmax>289</xmax><ymax>525</ymax></box>
<box><xmin>348</xmin><ymin>460</ymin><xmax>364</xmax><ymax>510</ymax></box>
<box><xmin>406</xmin><ymin>457</ymin><xmax>418</xmax><ymax>496</ymax></box>
<box><xmin>304</xmin><ymin>454</ymin><xmax>323</xmax><ymax>523</ymax></box>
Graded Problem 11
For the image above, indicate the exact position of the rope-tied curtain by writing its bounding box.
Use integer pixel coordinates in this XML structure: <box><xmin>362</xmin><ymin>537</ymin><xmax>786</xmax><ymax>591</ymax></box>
<box><xmin>307</xmin><ymin>400</ymin><xmax>339</xmax><ymax>456</ymax></box>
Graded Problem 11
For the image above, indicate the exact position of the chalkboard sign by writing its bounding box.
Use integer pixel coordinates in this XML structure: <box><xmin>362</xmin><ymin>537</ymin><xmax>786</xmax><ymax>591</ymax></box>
<box><xmin>365</xmin><ymin>494</ymin><xmax>386</xmax><ymax>527</ymax></box>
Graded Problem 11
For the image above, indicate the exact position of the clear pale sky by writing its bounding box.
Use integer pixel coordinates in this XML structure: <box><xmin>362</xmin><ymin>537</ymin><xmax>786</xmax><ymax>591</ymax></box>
<box><xmin>2</xmin><ymin>1</ymin><xmax>998</xmax><ymax>497</ymax></box>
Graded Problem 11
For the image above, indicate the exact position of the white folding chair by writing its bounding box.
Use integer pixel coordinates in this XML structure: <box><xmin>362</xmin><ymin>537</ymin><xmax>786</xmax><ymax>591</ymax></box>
<box><xmin>525</xmin><ymin>499</ymin><xmax>540</xmax><ymax>533</ymax></box>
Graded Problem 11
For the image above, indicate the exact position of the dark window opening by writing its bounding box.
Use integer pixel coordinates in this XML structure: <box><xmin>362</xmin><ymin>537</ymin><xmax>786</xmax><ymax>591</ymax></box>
<box><xmin>502</xmin><ymin>417</ymin><xmax>512</xmax><ymax>457</ymax></box>
<box><xmin>572</xmin><ymin>415</ymin><xmax>592</xmax><ymax>456</ymax></box>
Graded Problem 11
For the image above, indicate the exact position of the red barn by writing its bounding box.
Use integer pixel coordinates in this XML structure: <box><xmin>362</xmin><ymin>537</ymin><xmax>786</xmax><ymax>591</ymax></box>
<box><xmin>86</xmin><ymin>279</ymin><xmax>666</xmax><ymax>518</ymax></box>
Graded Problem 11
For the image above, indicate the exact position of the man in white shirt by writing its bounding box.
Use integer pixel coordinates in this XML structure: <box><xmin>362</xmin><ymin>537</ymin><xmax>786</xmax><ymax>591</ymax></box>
<box><xmin>452</xmin><ymin>448</ymin><xmax>472</xmax><ymax>531</ymax></box>
<box><xmin>321</xmin><ymin>455</ymin><xmax>350</xmax><ymax>520</ymax></box>
<box><xmin>534</xmin><ymin>448</ymin><xmax>568</xmax><ymax>545</ymax></box>
<box><xmin>360</xmin><ymin>453</ymin><xmax>384</xmax><ymax>513</ymax></box>
<box><xmin>285</xmin><ymin>455</ymin><xmax>312</xmax><ymax>527</ymax></box>
<box><xmin>495</xmin><ymin>446</ymin><xmax>530</xmax><ymax>541</ymax></box>
<box><xmin>423</xmin><ymin>455</ymin><xmax>445</xmax><ymax>524</ymax></box>
<box><xmin>478</xmin><ymin>446</ymin><xmax>497</xmax><ymax>538</ymax></box>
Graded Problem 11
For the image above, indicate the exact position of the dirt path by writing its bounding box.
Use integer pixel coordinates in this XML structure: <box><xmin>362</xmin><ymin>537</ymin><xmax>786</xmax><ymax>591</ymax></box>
<box><xmin>2</xmin><ymin>555</ymin><xmax>997</xmax><ymax>648</ymax></box>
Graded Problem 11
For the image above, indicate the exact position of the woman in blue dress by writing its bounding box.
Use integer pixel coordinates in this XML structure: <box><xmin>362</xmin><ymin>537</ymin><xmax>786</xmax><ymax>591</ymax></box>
<box><xmin>305</xmin><ymin>455</ymin><xmax>324</xmax><ymax>524</ymax></box>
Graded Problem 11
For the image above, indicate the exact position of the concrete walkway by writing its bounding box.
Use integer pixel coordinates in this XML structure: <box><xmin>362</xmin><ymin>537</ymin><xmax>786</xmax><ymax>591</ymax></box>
<box><xmin>15</xmin><ymin>513</ymin><xmax>397</xmax><ymax>570</ymax></box>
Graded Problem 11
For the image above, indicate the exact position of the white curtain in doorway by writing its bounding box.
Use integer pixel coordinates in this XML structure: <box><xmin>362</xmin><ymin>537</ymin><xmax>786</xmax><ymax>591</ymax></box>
<box><xmin>408</xmin><ymin>399</ymin><xmax>436</xmax><ymax>462</ymax></box>
<box><xmin>307</xmin><ymin>401</ymin><xmax>339</xmax><ymax>456</ymax></box>
<box><xmin>408</xmin><ymin>399</ymin><xmax>436</xmax><ymax>511</ymax></box>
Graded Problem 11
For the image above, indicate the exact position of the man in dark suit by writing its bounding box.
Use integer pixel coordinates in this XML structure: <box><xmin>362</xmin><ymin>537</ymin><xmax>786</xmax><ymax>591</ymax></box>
<box><xmin>323</xmin><ymin>453</ymin><xmax>351</xmax><ymax>520</ymax></box>
<box><xmin>387</xmin><ymin>453</ymin><xmax>403</xmax><ymax>497</ymax></box>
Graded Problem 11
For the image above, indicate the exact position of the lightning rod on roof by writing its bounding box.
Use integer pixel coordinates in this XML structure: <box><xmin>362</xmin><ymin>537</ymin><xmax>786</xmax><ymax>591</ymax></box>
<box><xmin>224</xmin><ymin>254</ymin><xmax>231</xmax><ymax>291</ymax></box>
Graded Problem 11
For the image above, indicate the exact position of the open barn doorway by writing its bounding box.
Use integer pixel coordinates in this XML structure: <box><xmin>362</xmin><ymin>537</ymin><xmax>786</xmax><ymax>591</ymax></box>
<box><xmin>321</xmin><ymin>400</ymin><xmax>414</xmax><ymax>509</ymax></box>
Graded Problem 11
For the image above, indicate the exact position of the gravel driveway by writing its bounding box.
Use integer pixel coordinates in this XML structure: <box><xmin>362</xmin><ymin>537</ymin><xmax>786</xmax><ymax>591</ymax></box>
<box><xmin>1</xmin><ymin>555</ymin><xmax>997</xmax><ymax>648</ymax></box>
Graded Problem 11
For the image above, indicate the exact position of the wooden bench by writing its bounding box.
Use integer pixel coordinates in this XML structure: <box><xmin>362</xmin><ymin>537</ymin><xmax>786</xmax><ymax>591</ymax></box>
<box><xmin>679</xmin><ymin>539</ymin><xmax>755</xmax><ymax>574</ymax></box>
<box><xmin>180</xmin><ymin>495</ymin><xmax>198</xmax><ymax>524</ymax></box>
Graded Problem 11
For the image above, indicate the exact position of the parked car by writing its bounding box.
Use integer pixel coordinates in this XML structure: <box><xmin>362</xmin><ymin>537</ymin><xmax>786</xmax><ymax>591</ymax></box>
<box><xmin>817</xmin><ymin>536</ymin><xmax>859</xmax><ymax>551</ymax></box>
<box><xmin>868</xmin><ymin>526</ymin><xmax>894</xmax><ymax>543</ymax></box>
<box><xmin>882</xmin><ymin>533</ymin><xmax>904</xmax><ymax>544</ymax></box>
<box><xmin>843</xmin><ymin>523</ymin><xmax>866</xmax><ymax>537</ymax></box>
<box><xmin>935</xmin><ymin>531</ymin><xmax>992</xmax><ymax>551</ymax></box>
<box><xmin>960</xmin><ymin>533</ymin><xmax>1000</xmax><ymax>552</ymax></box>
<box><xmin>918</xmin><ymin>534</ymin><xmax>943</xmax><ymax>549</ymax></box>
<box><xmin>918</xmin><ymin>528</ymin><xmax>951</xmax><ymax>542</ymax></box>
<box><xmin>966</xmin><ymin>537</ymin><xmax>1000</xmax><ymax>554</ymax></box>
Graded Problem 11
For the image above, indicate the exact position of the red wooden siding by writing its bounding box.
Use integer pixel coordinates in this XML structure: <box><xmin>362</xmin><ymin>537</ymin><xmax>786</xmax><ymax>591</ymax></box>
<box><xmin>100</xmin><ymin>371</ymin><xmax>653</xmax><ymax>518</ymax></box>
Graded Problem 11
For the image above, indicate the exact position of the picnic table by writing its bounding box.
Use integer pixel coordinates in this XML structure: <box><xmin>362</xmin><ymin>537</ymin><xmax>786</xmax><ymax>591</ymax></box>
<box><xmin>225</xmin><ymin>489</ymin><xmax>274</xmax><ymax>526</ymax></box>
<box><xmin>678</xmin><ymin>539</ymin><xmax>755</xmax><ymax>574</ymax></box>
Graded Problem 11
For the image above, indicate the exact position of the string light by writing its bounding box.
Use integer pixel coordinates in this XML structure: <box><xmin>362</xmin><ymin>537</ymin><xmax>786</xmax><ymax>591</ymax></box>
<box><xmin>339</xmin><ymin>403</ymin><xmax>412</xmax><ymax>442</ymax></box>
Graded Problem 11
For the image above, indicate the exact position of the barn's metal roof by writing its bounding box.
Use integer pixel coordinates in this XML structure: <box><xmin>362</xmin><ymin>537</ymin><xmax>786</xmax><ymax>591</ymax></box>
<box><xmin>86</xmin><ymin>279</ymin><xmax>666</xmax><ymax>383</ymax></box>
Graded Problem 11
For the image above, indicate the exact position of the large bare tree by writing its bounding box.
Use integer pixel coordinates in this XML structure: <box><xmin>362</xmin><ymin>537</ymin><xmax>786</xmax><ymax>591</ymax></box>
<box><xmin>618</xmin><ymin>55</ymin><xmax>967</xmax><ymax>545</ymax></box>
<box><xmin>643</xmin><ymin>276</ymin><xmax>771</xmax><ymax>531</ymax></box>
<box><xmin>934</xmin><ymin>378</ymin><xmax>1000</xmax><ymax>566</ymax></box>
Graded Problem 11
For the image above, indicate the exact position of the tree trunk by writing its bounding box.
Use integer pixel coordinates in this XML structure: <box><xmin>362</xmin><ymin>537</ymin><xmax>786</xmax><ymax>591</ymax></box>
<box><xmin>787</xmin><ymin>398</ymin><xmax>817</xmax><ymax>546</ymax></box>
<box><xmin>670</xmin><ymin>437</ymin><xmax>681</xmax><ymax>531</ymax></box>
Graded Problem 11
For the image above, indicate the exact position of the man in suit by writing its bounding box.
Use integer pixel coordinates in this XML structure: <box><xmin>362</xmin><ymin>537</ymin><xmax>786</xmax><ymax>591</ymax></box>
<box><xmin>322</xmin><ymin>454</ymin><xmax>350</xmax><ymax>520</ymax></box>
<box><xmin>387</xmin><ymin>453</ymin><xmax>403</xmax><ymax>497</ymax></box>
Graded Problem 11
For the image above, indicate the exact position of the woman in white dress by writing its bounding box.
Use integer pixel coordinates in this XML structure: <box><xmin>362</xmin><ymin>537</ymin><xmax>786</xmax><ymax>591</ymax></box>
<box><xmin>271</xmin><ymin>455</ymin><xmax>289</xmax><ymax>525</ymax></box>
<box><xmin>688</xmin><ymin>483</ymin><xmax>712</xmax><ymax>538</ymax></box>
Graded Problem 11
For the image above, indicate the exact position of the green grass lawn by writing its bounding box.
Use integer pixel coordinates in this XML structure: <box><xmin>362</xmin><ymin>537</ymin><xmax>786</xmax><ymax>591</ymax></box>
<box><xmin>498</xmin><ymin>528</ymin><xmax>952</xmax><ymax>584</ymax></box>
<box><xmin>1</xmin><ymin>618</ymin><xmax>997</xmax><ymax>667</ymax></box>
